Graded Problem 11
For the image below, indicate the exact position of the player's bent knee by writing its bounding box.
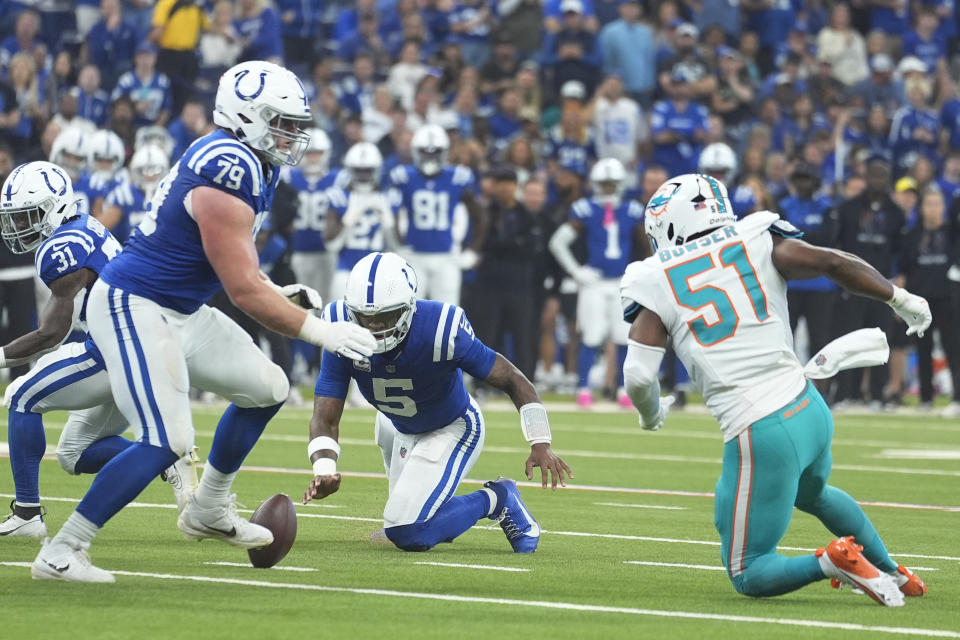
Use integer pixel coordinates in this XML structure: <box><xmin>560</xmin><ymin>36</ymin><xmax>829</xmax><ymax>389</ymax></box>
<box><xmin>384</xmin><ymin>522</ymin><xmax>436</xmax><ymax>552</ymax></box>
<box><xmin>253</xmin><ymin>362</ymin><xmax>290</xmax><ymax>407</ymax></box>
<box><xmin>165</xmin><ymin>427</ymin><xmax>195</xmax><ymax>459</ymax></box>
<box><xmin>56</xmin><ymin>446</ymin><xmax>83</xmax><ymax>475</ymax></box>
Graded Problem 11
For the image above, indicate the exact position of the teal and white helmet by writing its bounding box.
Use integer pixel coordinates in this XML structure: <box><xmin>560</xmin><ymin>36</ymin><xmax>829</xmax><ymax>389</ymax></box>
<box><xmin>344</xmin><ymin>252</ymin><xmax>419</xmax><ymax>354</ymax></box>
<box><xmin>0</xmin><ymin>161</ymin><xmax>75</xmax><ymax>254</ymax></box>
<box><xmin>213</xmin><ymin>60</ymin><xmax>312</xmax><ymax>166</ymax></box>
<box><xmin>644</xmin><ymin>173</ymin><xmax>735</xmax><ymax>250</ymax></box>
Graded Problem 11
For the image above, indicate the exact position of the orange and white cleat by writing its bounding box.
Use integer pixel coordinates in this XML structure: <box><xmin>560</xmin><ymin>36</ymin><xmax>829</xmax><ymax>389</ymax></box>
<box><xmin>816</xmin><ymin>536</ymin><xmax>905</xmax><ymax>607</ymax></box>
<box><xmin>892</xmin><ymin>565</ymin><xmax>927</xmax><ymax>596</ymax></box>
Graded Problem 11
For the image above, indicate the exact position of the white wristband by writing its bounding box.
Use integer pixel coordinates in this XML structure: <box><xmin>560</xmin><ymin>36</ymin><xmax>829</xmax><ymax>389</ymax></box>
<box><xmin>308</xmin><ymin>436</ymin><xmax>340</xmax><ymax>459</ymax></box>
<box><xmin>312</xmin><ymin>457</ymin><xmax>337</xmax><ymax>476</ymax></box>
<box><xmin>297</xmin><ymin>313</ymin><xmax>328</xmax><ymax>346</ymax></box>
<box><xmin>519</xmin><ymin>402</ymin><xmax>552</xmax><ymax>445</ymax></box>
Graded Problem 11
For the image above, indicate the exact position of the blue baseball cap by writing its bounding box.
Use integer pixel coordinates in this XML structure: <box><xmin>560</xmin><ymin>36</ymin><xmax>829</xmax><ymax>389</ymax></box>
<box><xmin>136</xmin><ymin>41</ymin><xmax>157</xmax><ymax>55</ymax></box>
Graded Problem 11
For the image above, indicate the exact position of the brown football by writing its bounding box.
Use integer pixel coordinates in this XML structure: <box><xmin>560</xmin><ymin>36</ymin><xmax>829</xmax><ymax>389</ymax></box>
<box><xmin>247</xmin><ymin>493</ymin><xmax>298</xmax><ymax>568</ymax></box>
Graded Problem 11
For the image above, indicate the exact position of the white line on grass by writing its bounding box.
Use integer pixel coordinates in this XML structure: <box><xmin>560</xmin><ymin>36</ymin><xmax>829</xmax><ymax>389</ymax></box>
<box><xmin>874</xmin><ymin>449</ymin><xmax>960</xmax><ymax>460</ymax></box>
<box><xmin>593</xmin><ymin>502</ymin><xmax>687</xmax><ymax>510</ymax></box>
<box><xmin>624</xmin><ymin>561</ymin><xmax>726</xmax><ymax>571</ymax></box>
<box><xmin>413</xmin><ymin>561</ymin><xmax>530</xmax><ymax>573</ymax></box>
<box><xmin>0</xmin><ymin>562</ymin><xmax>955</xmax><ymax>638</ymax></box>
<box><xmin>203</xmin><ymin>561</ymin><xmax>317</xmax><ymax>572</ymax></box>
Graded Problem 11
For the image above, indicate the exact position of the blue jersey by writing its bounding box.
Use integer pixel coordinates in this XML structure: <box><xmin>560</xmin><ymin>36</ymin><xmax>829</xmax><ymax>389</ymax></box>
<box><xmin>35</xmin><ymin>215</ymin><xmax>122</xmax><ymax>327</ymax></box>
<box><xmin>315</xmin><ymin>299</ymin><xmax>497</xmax><ymax>434</ymax></box>
<box><xmin>328</xmin><ymin>186</ymin><xmax>386</xmax><ymax>270</ymax></box>
<box><xmin>286</xmin><ymin>168</ymin><xmax>338</xmax><ymax>252</ymax></box>
<box><xmin>889</xmin><ymin>106</ymin><xmax>940</xmax><ymax>169</ymax></box>
<box><xmin>778</xmin><ymin>195</ymin><xmax>835</xmax><ymax>292</ymax></box>
<box><xmin>544</xmin><ymin>129</ymin><xmax>596</xmax><ymax>173</ymax></box>
<box><xmin>111</xmin><ymin>71</ymin><xmax>172</xmax><ymax>127</ymax></box>
<box><xmin>570</xmin><ymin>197</ymin><xmax>644</xmax><ymax>278</ymax></box>
<box><xmin>388</xmin><ymin>165</ymin><xmax>477</xmax><ymax>253</ymax></box>
<box><xmin>73</xmin><ymin>172</ymin><xmax>118</xmax><ymax>216</ymax></box>
<box><xmin>902</xmin><ymin>31</ymin><xmax>947</xmax><ymax>72</ymax></box>
<box><xmin>650</xmin><ymin>99</ymin><xmax>709</xmax><ymax>177</ymax></box>
<box><xmin>101</xmin><ymin>129</ymin><xmax>278</xmax><ymax>314</ymax></box>
<box><xmin>104</xmin><ymin>180</ymin><xmax>150</xmax><ymax>244</ymax></box>
<box><xmin>940</xmin><ymin>99</ymin><xmax>960</xmax><ymax>150</ymax></box>
<box><xmin>71</xmin><ymin>88</ymin><xmax>109</xmax><ymax>127</ymax></box>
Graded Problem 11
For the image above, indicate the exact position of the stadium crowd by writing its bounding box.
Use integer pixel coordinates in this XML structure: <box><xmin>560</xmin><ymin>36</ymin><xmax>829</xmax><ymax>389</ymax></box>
<box><xmin>0</xmin><ymin>0</ymin><xmax>959</xmax><ymax>414</ymax></box>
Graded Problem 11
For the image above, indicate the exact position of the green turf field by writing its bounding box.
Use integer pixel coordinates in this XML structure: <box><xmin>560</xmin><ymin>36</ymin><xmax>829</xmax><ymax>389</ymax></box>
<box><xmin>1</xmin><ymin>402</ymin><xmax>958</xmax><ymax>639</ymax></box>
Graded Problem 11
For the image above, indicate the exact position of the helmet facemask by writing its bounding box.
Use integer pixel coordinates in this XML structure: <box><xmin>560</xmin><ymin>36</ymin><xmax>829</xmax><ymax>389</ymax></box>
<box><xmin>0</xmin><ymin>196</ymin><xmax>67</xmax><ymax>254</ymax></box>
<box><xmin>349</xmin><ymin>166</ymin><xmax>378</xmax><ymax>193</ymax></box>
<box><xmin>413</xmin><ymin>146</ymin><xmax>447</xmax><ymax>177</ymax></box>
<box><xmin>346</xmin><ymin>302</ymin><xmax>415</xmax><ymax>354</ymax></box>
<box><xmin>248</xmin><ymin>108</ymin><xmax>311</xmax><ymax>166</ymax></box>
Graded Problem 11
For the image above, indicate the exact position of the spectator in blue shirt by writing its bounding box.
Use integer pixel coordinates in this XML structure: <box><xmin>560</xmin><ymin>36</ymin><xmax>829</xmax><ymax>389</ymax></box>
<box><xmin>542</xmin><ymin>0</ymin><xmax>600</xmax><ymax>67</ymax></box>
<box><xmin>692</xmin><ymin>0</ymin><xmax>740</xmax><ymax>39</ymax></box>
<box><xmin>167</xmin><ymin>98</ymin><xmax>211</xmax><ymax>160</ymax></box>
<box><xmin>936</xmin><ymin>152</ymin><xmax>960</xmax><ymax>207</ymax></box>
<box><xmin>337</xmin><ymin>53</ymin><xmax>376</xmax><ymax>116</ymax></box>
<box><xmin>545</xmin><ymin>0</ymin><xmax>598</xmax><ymax>32</ymax></box>
<box><xmin>855</xmin><ymin>54</ymin><xmax>900</xmax><ymax>114</ymax></box>
<box><xmin>449</xmin><ymin>0</ymin><xmax>491</xmax><ymax>67</ymax></box>
<box><xmin>337</xmin><ymin>11</ymin><xmax>391</xmax><ymax>68</ymax></box>
<box><xmin>236</xmin><ymin>0</ymin><xmax>284</xmax><ymax>64</ymax></box>
<box><xmin>902</xmin><ymin>7</ymin><xmax>948</xmax><ymax>75</ymax></box>
<box><xmin>86</xmin><ymin>0</ymin><xmax>137</xmax><ymax>91</ymax></box>
<box><xmin>0</xmin><ymin>52</ymin><xmax>47</xmax><ymax>156</ymax></box>
<box><xmin>0</xmin><ymin>10</ymin><xmax>45</xmax><ymax>77</ymax></box>
<box><xmin>868</xmin><ymin>0</ymin><xmax>910</xmax><ymax>36</ymax></box>
<box><xmin>598</xmin><ymin>0</ymin><xmax>655</xmax><ymax>104</ymax></box>
<box><xmin>335</xmin><ymin>0</ymin><xmax>377</xmax><ymax>43</ymax></box>
<box><xmin>743</xmin><ymin>0</ymin><xmax>798</xmax><ymax>64</ymax></box>
<box><xmin>71</xmin><ymin>64</ymin><xmax>109</xmax><ymax>127</ymax></box>
<box><xmin>889</xmin><ymin>75</ymin><xmax>940</xmax><ymax>177</ymax></box>
<box><xmin>276</xmin><ymin>0</ymin><xmax>323</xmax><ymax>69</ymax></box>
<box><xmin>111</xmin><ymin>42</ymin><xmax>172</xmax><ymax>127</ymax></box>
<box><xmin>650</xmin><ymin>70</ymin><xmax>709</xmax><ymax>176</ymax></box>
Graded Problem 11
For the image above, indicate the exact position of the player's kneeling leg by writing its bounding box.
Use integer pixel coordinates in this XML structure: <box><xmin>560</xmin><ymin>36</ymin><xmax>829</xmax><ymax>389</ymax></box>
<box><xmin>384</xmin><ymin>490</ymin><xmax>494</xmax><ymax>552</ymax></box>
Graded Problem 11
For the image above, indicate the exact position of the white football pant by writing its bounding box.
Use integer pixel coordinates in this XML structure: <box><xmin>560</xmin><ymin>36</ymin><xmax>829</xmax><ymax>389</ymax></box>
<box><xmin>577</xmin><ymin>278</ymin><xmax>629</xmax><ymax>348</ymax></box>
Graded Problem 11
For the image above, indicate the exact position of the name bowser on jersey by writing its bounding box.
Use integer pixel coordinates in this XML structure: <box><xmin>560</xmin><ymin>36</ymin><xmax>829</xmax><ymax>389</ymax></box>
<box><xmin>303</xmin><ymin>252</ymin><xmax>573</xmax><ymax>554</ymax></box>
<box><xmin>620</xmin><ymin>174</ymin><xmax>930</xmax><ymax>605</ymax></box>
<box><xmin>30</xmin><ymin>61</ymin><xmax>377</xmax><ymax>583</ymax></box>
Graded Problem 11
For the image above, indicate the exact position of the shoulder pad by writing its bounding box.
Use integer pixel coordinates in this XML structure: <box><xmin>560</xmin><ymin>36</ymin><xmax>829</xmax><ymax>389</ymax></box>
<box><xmin>452</xmin><ymin>165</ymin><xmax>474</xmax><ymax>185</ymax></box>
<box><xmin>187</xmin><ymin>138</ymin><xmax>264</xmax><ymax>196</ymax></box>
<box><xmin>389</xmin><ymin>165</ymin><xmax>409</xmax><ymax>184</ymax></box>
<box><xmin>571</xmin><ymin>198</ymin><xmax>592</xmax><ymax>218</ymax></box>
<box><xmin>769</xmin><ymin>217</ymin><xmax>804</xmax><ymax>239</ymax></box>
<box><xmin>326</xmin><ymin>186</ymin><xmax>348</xmax><ymax>209</ymax></box>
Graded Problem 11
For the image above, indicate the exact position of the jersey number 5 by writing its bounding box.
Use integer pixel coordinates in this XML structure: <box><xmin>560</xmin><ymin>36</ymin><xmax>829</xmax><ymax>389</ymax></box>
<box><xmin>372</xmin><ymin>378</ymin><xmax>418</xmax><ymax>417</ymax></box>
<box><xmin>665</xmin><ymin>241</ymin><xmax>769</xmax><ymax>346</ymax></box>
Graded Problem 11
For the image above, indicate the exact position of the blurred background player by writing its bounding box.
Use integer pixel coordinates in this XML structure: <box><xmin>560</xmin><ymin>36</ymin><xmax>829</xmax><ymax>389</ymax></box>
<box><xmin>388</xmin><ymin>123</ymin><xmax>487</xmax><ymax>305</ymax></box>
<box><xmin>621</xmin><ymin>173</ymin><xmax>929</xmax><ymax>606</ymax></box>
<box><xmin>76</xmin><ymin>128</ymin><xmax>126</xmax><ymax>220</ymax></box>
<box><xmin>304</xmin><ymin>252</ymin><xmax>572</xmax><ymax>554</ymax></box>
<box><xmin>549</xmin><ymin>157</ymin><xmax>646</xmax><ymax>408</ymax></box>
<box><xmin>101</xmin><ymin>144</ymin><xmax>170</xmax><ymax>243</ymax></box>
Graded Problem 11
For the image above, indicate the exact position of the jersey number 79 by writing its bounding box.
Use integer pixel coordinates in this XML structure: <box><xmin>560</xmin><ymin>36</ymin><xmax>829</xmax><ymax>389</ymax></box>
<box><xmin>665</xmin><ymin>241</ymin><xmax>769</xmax><ymax>346</ymax></box>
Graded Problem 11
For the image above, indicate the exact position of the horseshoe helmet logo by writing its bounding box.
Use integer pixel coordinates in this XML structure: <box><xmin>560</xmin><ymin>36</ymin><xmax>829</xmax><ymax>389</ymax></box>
<box><xmin>234</xmin><ymin>69</ymin><xmax>268</xmax><ymax>101</ymax></box>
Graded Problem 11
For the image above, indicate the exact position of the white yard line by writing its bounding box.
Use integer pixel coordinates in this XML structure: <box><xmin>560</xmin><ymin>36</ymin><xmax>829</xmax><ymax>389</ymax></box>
<box><xmin>203</xmin><ymin>561</ymin><xmax>316</xmax><ymax>572</ymax></box>
<box><xmin>0</xmin><ymin>562</ymin><xmax>955</xmax><ymax>638</ymax></box>
<box><xmin>413</xmin><ymin>561</ymin><xmax>530</xmax><ymax>573</ymax></box>
<box><xmin>593</xmin><ymin>502</ymin><xmax>687</xmax><ymax>510</ymax></box>
<box><xmin>624</xmin><ymin>561</ymin><xmax>726</xmax><ymax>571</ymax></box>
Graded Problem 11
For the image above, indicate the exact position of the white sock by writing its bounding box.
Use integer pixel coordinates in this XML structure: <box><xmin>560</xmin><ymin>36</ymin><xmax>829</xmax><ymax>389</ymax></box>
<box><xmin>817</xmin><ymin>552</ymin><xmax>835</xmax><ymax>578</ymax></box>
<box><xmin>55</xmin><ymin>511</ymin><xmax>99</xmax><ymax>547</ymax></box>
<box><xmin>483</xmin><ymin>488</ymin><xmax>499</xmax><ymax>516</ymax></box>
<box><xmin>194</xmin><ymin>464</ymin><xmax>236</xmax><ymax>508</ymax></box>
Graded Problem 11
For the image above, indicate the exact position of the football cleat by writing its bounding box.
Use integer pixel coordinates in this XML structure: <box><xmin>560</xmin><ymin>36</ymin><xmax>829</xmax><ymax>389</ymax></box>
<box><xmin>178</xmin><ymin>493</ymin><xmax>274</xmax><ymax>549</ymax></box>
<box><xmin>892</xmin><ymin>565</ymin><xmax>927</xmax><ymax>596</ymax></box>
<box><xmin>485</xmin><ymin>477</ymin><xmax>540</xmax><ymax>553</ymax></box>
<box><xmin>160</xmin><ymin>446</ymin><xmax>200</xmax><ymax>513</ymax></box>
<box><xmin>616</xmin><ymin>389</ymin><xmax>633</xmax><ymax>409</ymax></box>
<box><xmin>816</xmin><ymin>537</ymin><xmax>904</xmax><ymax>607</ymax></box>
<box><xmin>575</xmin><ymin>389</ymin><xmax>593</xmax><ymax>409</ymax></box>
<box><xmin>0</xmin><ymin>500</ymin><xmax>47</xmax><ymax>538</ymax></box>
<box><xmin>31</xmin><ymin>538</ymin><xmax>115</xmax><ymax>583</ymax></box>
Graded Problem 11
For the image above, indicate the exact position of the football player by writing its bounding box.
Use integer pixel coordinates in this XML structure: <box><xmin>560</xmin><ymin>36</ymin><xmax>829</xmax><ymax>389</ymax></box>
<box><xmin>0</xmin><ymin>161</ymin><xmax>194</xmax><ymax>538</ymax></box>
<box><xmin>48</xmin><ymin>126</ymin><xmax>92</xmax><ymax>182</ymax></box>
<box><xmin>100</xmin><ymin>144</ymin><xmax>170</xmax><ymax>243</ymax></box>
<box><xmin>76</xmin><ymin>129</ymin><xmax>126</xmax><ymax>218</ymax></box>
<box><xmin>32</xmin><ymin>61</ymin><xmax>376</xmax><ymax>582</ymax></box>
<box><xmin>303</xmin><ymin>252</ymin><xmax>572</xmax><ymax>554</ymax></box>
<box><xmin>387</xmin><ymin>124</ymin><xmax>487</xmax><ymax>305</ymax></box>
<box><xmin>620</xmin><ymin>173</ymin><xmax>929</xmax><ymax>605</ymax></box>
<box><xmin>549</xmin><ymin>157</ymin><xmax>647</xmax><ymax>408</ymax></box>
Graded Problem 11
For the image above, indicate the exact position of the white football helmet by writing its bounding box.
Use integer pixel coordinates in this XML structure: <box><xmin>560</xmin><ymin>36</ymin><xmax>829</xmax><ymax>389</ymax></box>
<box><xmin>88</xmin><ymin>129</ymin><xmax>126</xmax><ymax>180</ymax></box>
<box><xmin>344</xmin><ymin>252</ymin><xmax>419</xmax><ymax>354</ymax></box>
<box><xmin>213</xmin><ymin>60</ymin><xmax>312</xmax><ymax>166</ymax></box>
<box><xmin>134</xmin><ymin>125</ymin><xmax>175</xmax><ymax>158</ymax></box>
<box><xmin>589</xmin><ymin>157</ymin><xmax>626</xmax><ymax>206</ymax></box>
<box><xmin>0</xmin><ymin>161</ymin><xmax>76</xmax><ymax>254</ymax></box>
<box><xmin>698</xmin><ymin>143</ymin><xmax>737</xmax><ymax>182</ymax></box>
<box><xmin>129</xmin><ymin>145</ymin><xmax>170</xmax><ymax>200</ymax></box>
<box><xmin>300</xmin><ymin>127</ymin><xmax>331</xmax><ymax>178</ymax></box>
<box><xmin>49</xmin><ymin>127</ymin><xmax>91</xmax><ymax>181</ymax></box>
<box><xmin>411</xmin><ymin>124</ymin><xmax>449</xmax><ymax>177</ymax></box>
<box><xmin>644</xmin><ymin>173</ymin><xmax>736</xmax><ymax>250</ymax></box>
<box><xmin>344</xmin><ymin>142</ymin><xmax>383</xmax><ymax>193</ymax></box>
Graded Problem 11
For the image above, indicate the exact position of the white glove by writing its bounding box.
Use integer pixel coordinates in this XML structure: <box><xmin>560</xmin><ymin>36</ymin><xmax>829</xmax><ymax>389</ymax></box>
<box><xmin>458</xmin><ymin>248</ymin><xmax>480</xmax><ymax>270</ymax></box>
<box><xmin>887</xmin><ymin>285</ymin><xmax>932</xmax><ymax>337</ymax></box>
<box><xmin>278</xmin><ymin>284</ymin><xmax>323</xmax><ymax>311</ymax></box>
<box><xmin>573</xmin><ymin>265</ymin><xmax>602</xmax><ymax>285</ymax></box>
<box><xmin>299</xmin><ymin>316</ymin><xmax>377</xmax><ymax>360</ymax></box>
<box><xmin>641</xmin><ymin>395</ymin><xmax>676</xmax><ymax>431</ymax></box>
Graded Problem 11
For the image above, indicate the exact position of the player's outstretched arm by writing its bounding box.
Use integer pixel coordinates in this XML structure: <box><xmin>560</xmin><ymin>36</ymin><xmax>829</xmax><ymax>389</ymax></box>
<box><xmin>771</xmin><ymin>235</ymin><xmax>932</xmax><ymax>336</ymax></box>
<box><xmin>193</xmin><ymin>186</ymin><xmax>375</xmax><ymax>357</ymax></box>
<box><xmin>303</xmin><ymin>395</ymin><xmax>345</xmax><ymax>504</ymax></box>
<box><xmin>484</xmin><ymin>354</ymin><xmax>574</xmax><ymax>489</ymax></box>
<box><xmin>0</xmin><ymin>268</ymin><xmax>91</xmax><ymax>369</ymax></box>
<box><xmin>625</xmin><ymin>308</ymin><xmax>676</xmax><ymax>431</ymax></box>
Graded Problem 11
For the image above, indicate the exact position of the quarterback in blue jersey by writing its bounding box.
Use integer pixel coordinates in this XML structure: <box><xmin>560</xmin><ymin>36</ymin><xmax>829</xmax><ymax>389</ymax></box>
<box><xmin>387</xmin><ymin>124</ymin><xmax>488</xmax><ymax>305</ymax></box>
<box><xmin>305</xmin><ymin>253</ymin><xmax>573</xmax><ymax>554</ymax></box>
<box><xmin>0</xmin><ymin>162</ymin><xmax>195</xmax><ymax>539</ymax></box>
<box><xmin>549</xmin><ymin>158</ymin><xmax>648</xmax><ymax>408</ymax></box>
<box><xmin>32</xmin><ymin>61</ymin><xmax>377</xmax><ymax>583</ymax></box>
<box><xmin>101</xmin><ymin>145</ymin><xmax>170</xmax><ymax>243</ymax></box>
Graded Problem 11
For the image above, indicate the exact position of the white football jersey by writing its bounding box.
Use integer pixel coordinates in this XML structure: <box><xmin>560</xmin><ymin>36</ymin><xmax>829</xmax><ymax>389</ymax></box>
<box><xmin>620</xmin><ymin>211</ymin><xmax>806</xmax><ymax>442</ymax></box>
<box><xmin>593</xmin><ymin>96</ymin><xmax>647</xmax><ymax>168</ymax></box>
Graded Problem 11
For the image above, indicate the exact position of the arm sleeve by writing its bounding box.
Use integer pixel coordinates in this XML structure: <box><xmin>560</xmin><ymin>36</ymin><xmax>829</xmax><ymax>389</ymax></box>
<box><xmin>35</xmin><ymin>235</ymin><xmax>96</xmax><ymax>287</ymax></box>
<box><xmin>445</xmin><ymin>307</ymin><xmax>497</xmax><ymax>379</ymax></box>
<box><xmin>313</xmin><ymin>349</ymin><xmax>351</xmax><ymax>399</ymax></box>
